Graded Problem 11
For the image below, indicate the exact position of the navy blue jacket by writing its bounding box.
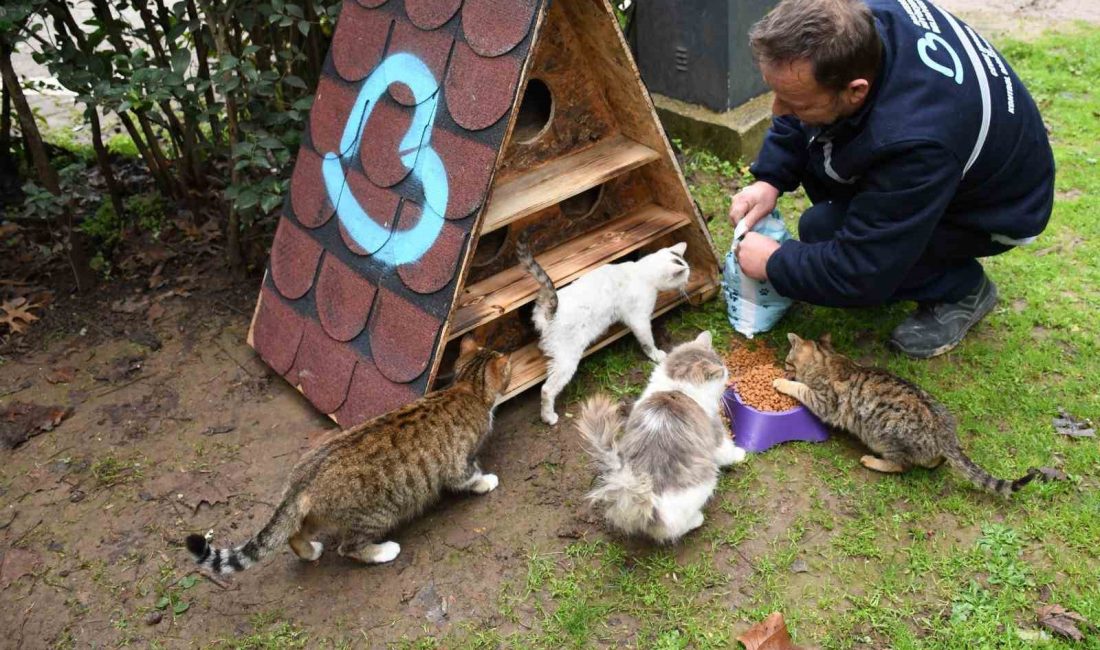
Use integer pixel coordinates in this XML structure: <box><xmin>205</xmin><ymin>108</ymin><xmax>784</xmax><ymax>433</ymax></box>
<box><xmin>753</xmin><ymin>0</ymin><xmax>1055</xmax><ymax>307</ymax></box>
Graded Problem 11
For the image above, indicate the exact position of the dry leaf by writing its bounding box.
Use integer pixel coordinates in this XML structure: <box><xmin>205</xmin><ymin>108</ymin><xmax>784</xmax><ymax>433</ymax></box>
<box><xmin>46</xmin><ymin>366</ymin><xmax>77</xmax><ymax>384</ymax></box>
<box><xmin>1037</xmin><ymin>604</ymin><xmax>1094</xmax><ymax>641</ymax></box>
<box><xmin>1</xmin><ymin>401</ymin><xmax>73</xmax><ymax>449</ymax></box>
<box><xmin>0</xmin><ymin>297</ymin><xmax>40</xmax><ymax>334</ymax></box>
<box><xmin>111</xmin><ymin>296</ymin><xmax>150</xmax><ymax>314</ymax></box>
<box><xmin>738</xmin><ymin>612</ymin><xmax>804</xmax><ymax>650</ymax></box>
<box><xmin>0</xmin><ymin>548</ymin><xmax>41</xmax><ymax>590</ymax></box>
<box><xmin>146</xmin><ymin>301</ymin><xmax>166</xmax><ymax>324</ymax></box>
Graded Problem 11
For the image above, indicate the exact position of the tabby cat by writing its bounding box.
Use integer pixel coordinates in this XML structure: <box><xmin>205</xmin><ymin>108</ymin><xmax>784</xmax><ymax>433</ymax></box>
<box><xmin>185</xmin><ymin>337</ymin><xmax>511</xmax><ymax>573</ymax></box>
<box><xmin>578</xmin><ymin>331</ymin><xmax>745</xmax><ymax>543</ymax></box>
<box><xmin>516</xmin><ymin>234</ymin><xmax>691</xmax><ymax>425</ymax></box>
<box><xmin>774</xmin><ymin>333</ymin><xmax>1038</xmax><ymax>497</ymax></box>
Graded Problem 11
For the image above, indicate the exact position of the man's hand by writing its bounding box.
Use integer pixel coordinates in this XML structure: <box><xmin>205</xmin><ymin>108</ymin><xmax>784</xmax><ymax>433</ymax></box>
<box><xmin>735</xmin><ymin>232</ymin><xmax>780</xmax><ymax>281</ymax></box>
<box><xmin>728</xmin><ymin>181</ymin><xmax>780</xmax><ymax>231</ymax></box>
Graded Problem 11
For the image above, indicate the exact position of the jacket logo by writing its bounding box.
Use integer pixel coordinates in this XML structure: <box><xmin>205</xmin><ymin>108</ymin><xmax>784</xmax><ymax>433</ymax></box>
<box><xmin>917</xmin><ymin>33</ymin><xmax>964</xmax><ymax>85</ymax></box>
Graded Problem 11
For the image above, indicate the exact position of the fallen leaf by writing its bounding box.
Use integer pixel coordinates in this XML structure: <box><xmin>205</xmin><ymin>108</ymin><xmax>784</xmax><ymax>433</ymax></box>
<box><xmin>738</xmin><ymin>612</ymin><xmax>804</xmax><ymax>650</ymax></box>
<box><xmin>1036</xmin><ymin>467</ymin><xmax>1068</xmax><ymax>482</ymax></box>
<box><xmin>200</xmin><ymin>425</ymin><xmax>235</xmax><ymax>436</ymax></box>
<box><xmin>1053</xmin><ymin>408</ymin><xmax>1095</xmax><ymax>438</ymax></box>
<box><xmin>0</xmin><ymin>297</ymin><xmax>40</xmax><ymax>334</ymax></box>
<box><xmin>111</xmin><ymin>296</ymin><xmax>150</xmax><ymax>314</ymax></box>
<box><xmin>46</xmin><ymin>366</ymin><xmax>77</xmax><ymax>384</ymax></box>
<box><xmin>0</xmin><ymin>222</ymin><xmax>20</xmax><ymax>239</ymax></box>
<box><xmin>1037</xmin><ymin>604</ymin><xmax>1095</xmax><ymax>641</ymax></box>
<box><xmin>1</xmin><ymin>401</ymin><xmax>74</xmax><ymax>449</ymax></box>
<box><xmin>0</xmin><ymin>548</ymin><xmax>42</xmax><ymax>590</ymax></box>
<box><xmin>146</xmin><ymin>301</ymin><xmax>166</xmax><ymax>325</ymax></box>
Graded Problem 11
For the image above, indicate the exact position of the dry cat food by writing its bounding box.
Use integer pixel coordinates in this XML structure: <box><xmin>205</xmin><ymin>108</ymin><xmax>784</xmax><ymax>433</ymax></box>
<box><xmin>724</xmin><ymin>342</ymin><xmax>801</xmax><ymax>412</ymax></box>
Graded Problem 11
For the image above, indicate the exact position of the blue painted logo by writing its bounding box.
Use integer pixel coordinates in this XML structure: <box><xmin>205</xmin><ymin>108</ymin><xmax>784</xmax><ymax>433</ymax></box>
<box><xmin>322</xmin><ymin>53</ymin><xmax>449</xmax><ymax>267</ymax></box>
<box><xmin>917</xmin><ymin>33</ymin><xmax>964</xmax><ymax>85</ymax></box>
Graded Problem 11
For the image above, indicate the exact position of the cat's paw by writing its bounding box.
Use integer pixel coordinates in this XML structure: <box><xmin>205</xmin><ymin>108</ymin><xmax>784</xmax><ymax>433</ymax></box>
<box><xmin>471</xmin><ymin>473</ymin><xmax>499</xmax><ymax>494</ymax></box>
<box><xmin>716</xmin><ymin>442</ymin><xmax>747</xmax><ymax>466</ymax></box>
<box><xmin>305</xmin><ymin>541</ymin><xmax>324</xmax><ymax>561</ymax></box>
<box><xmin>367</xmin><ymin>541</ymin><xmax>401</xmax><ymax>564</ymax></box>
<box><xmin>649</xmin><ymin>349</ymin><xmax>667</xmax><ymax>363</ymax></box>
<box><xmin>541</xmin><ymin>411</ymin><xmax>559</xmax><ymax>426</ymax></box>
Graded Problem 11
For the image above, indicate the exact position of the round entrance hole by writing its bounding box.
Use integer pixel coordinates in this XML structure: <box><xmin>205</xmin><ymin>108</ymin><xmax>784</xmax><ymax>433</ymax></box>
<box><xmin>559</xmin><ymin>184</ymin><xmax>604</xmax><ymax>219</ymax></box>
<box><xmin>469</xmin><ymin>228</ymin><xmax>509</xmax><ymax>268</ymax></box>
<box><xmin>513</xmin><ymin>79</ymin><xmax>553</xmax><ymax>143</ymax></box>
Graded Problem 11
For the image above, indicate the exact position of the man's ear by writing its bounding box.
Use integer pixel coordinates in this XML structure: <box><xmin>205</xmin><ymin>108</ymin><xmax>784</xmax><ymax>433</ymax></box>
<box><xmin>845</xmin><ymin>78</ymin><xmax>871</xmax><ymax>107</ymax></box>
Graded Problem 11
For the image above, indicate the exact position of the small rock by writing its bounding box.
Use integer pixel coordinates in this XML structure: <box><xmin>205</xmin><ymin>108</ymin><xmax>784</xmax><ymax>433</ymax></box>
<box><xmin>58</xmin><ymin>569</ymin><xmax>70</xmax><ymax>577</ymax></box>
<box><xmin>47</xmin><ymin>540</ymin><xmax>64</xmax><ymax>552</ymax></box>
<box><xmin>69</xmin><ymin>491</ymin><xmax>85</xmax><ymax>503</ymax></box>
<box><xmin>145</xmin><ymin>611</ymin><xmax>163</xmax><ymax>626</ymax></box>
<box><xmin>791</xmin><ymin>558</ymin><xmax>810</xmax><ymax>574</ymax></box>
<box><xmin>138</xmin><ymin>492</ymin><xmax>153</xmax><ymax>502</ymax></box>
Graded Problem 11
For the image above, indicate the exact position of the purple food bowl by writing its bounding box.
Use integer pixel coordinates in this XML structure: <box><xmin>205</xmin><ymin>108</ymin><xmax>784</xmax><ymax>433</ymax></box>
<box><xmin>721</xmin><ymin>385</ymin><xmax>830</xmax><ymax>453</ymax></box>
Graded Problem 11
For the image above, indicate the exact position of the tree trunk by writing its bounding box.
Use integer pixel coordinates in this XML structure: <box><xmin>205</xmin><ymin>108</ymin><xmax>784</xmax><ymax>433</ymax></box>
<box><xmin>88</xmin><ymin>107</ymin><xmax>126</xmax><ymax>223</ymax></box>
<box><xmin>0</xmin><ymin>40</ymin><xmax>96</xmax><ymax>291</ymax></box>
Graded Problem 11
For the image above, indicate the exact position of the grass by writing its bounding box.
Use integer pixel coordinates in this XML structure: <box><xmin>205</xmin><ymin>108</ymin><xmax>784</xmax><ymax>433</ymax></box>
<box><xmin>402</xmin><ymin>25</ymin><xmax>1100</xmax><ymax>650</ymax></box>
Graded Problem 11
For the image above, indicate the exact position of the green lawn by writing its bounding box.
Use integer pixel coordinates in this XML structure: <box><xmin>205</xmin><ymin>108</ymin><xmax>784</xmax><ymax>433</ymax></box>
<box><xmin>405</xmin><ymin>27</ymin><xmax>1100</xmax><ymax>649</ymax></box>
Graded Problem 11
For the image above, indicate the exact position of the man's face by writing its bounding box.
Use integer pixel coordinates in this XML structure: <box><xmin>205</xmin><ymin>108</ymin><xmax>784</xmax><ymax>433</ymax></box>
<box><xmin>761</xmin><ymin>59</ymin><xmax>866</xmax><ymax>127</ymax></box>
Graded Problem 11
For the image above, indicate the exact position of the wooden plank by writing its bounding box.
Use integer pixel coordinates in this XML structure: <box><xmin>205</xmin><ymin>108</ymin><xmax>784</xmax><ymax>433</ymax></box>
<box><xmin>499</xmin><ymin>273</ymin><xmax>719</xmax><ymax>401</ymax></box>
<box><xmin>448</xmin><ymin>204</ymin><xmax>690</xmax><ymax>340</ymax></box>
<box><xmin>480</xmin><ymin>134</ymin><xmax>660</xmax><ymax>234</ymax></box>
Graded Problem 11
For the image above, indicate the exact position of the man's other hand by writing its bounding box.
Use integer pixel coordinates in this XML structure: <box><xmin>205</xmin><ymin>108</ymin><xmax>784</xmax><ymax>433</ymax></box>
<box><xmin>735</xmin><ymin>232</ymin><xmax>780</xmax><ymax>281</ymax></box>
<box><xmin>728</xmin><ymin>181</ymin><xmax>780</xmax><ymax>231</ymax></box>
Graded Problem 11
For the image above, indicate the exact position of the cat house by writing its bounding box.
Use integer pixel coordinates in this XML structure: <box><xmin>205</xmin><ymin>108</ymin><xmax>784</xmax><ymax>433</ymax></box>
<box><xmin>248</xmin><ymin>0</ymin><xmax>722</xmax><ymax>426</ymax></box>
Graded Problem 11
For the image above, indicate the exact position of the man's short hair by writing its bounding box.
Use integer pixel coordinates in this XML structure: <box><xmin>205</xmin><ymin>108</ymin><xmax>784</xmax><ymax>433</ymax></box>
<box><xmin>749</xmin><ymin>0</ymin><xmax>882</xmax><ymax>91</ymax></box>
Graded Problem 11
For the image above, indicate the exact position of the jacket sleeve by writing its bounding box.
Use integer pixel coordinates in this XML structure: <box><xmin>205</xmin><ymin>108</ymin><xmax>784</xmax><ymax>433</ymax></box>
<box><xmin>749</xmin><ymin>115</ymin><xmax>808</xmax><ymax>193</ymax></box>
<box><xmin>765</xmin><ymin>141</ymin><xmax>963</xmax><ymax>307</ymax></box>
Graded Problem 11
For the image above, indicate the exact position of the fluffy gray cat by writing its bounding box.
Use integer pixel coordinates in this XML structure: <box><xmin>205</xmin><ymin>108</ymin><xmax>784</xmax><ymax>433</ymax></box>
<box><xmin>576</xmin><ymin>331</ymin><xmax>745</xmax><ymax>543</ymax></box>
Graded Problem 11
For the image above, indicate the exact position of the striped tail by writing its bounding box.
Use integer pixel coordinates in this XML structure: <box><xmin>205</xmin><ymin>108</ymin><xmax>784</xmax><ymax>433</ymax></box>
<box><xmin>944</xmin><ymin>444</ymin><xmax>1040</xmax><ymax>498</ymax></box>
<box><xmin>514</xmin><ymin>232</ymin><xmax>557</xmax><ymax>332</ymax></box>
<box><xmin>184</xmin><ymin>493</ymin><xmax>304</xmax><ymax>574</ymax></box>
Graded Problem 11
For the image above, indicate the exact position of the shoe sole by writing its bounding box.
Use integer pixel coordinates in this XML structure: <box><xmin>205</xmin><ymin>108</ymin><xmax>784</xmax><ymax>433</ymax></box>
<box><xmin>890</xmin><ymin>285</ymin><xmax>999</xmax><ymax>359</ymax></box>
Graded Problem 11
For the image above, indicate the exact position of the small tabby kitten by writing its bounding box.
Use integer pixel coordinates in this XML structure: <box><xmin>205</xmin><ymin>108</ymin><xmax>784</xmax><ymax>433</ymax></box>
<box><xmin>577</xmin><ymin>331</ymin><xmax>746</xmax><ymax>543</ymax></box>
<box><xmin>185</xmin><ymin>337</ymin><xmax>511</xmax><ymax>573</ymax></box>
<box><xmin>516</xmin><ymin>235</ymin><xmax>691</xmax><ymax>425</ymax></box>
<box><xmin>774</xmin><ymin>333</ymin><xmax>1038</xmax><ymax>497</ymax></box>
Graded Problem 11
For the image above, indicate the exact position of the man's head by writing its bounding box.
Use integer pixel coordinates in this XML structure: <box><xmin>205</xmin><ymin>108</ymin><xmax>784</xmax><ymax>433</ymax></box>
<box><xmin>749</xmin><ymin>0</ymin><xmax>882</xmax><ymax>127</ymax></box>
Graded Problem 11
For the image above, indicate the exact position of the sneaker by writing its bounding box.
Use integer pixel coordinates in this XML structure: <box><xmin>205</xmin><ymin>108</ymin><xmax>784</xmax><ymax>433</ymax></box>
<box><xmin>889</xmin><ymin>274</ymin><xmax>998</xmax><ymax>359</ymax></box>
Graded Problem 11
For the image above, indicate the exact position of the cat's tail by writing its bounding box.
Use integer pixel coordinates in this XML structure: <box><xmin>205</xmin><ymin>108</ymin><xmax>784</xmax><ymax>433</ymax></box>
<box><xmin>514</xmin><ymin>232</ymin><xmax>557</xmax><ymax>332</ymax></box>
<box><xmin>943</xmin><ymin>444</ymin><xmax>1040</xmax><ymax>497</ymax></box>
<box><xmin>184</xmin><ymin>490</ymin><xmax>307</xmax><ymax>574</ymax></box>
<box><xmin>577</xmin><ymin>395</ymin><xmax>659</xmax><ymax>533</ymax></box>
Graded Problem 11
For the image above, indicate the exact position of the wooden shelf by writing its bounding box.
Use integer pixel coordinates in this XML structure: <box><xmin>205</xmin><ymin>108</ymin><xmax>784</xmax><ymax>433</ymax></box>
<box><xmin>499</xmin><ymin>273</ymin><xmax>719</xmax><ymax>401</ymax></box>
<box><xmin>480</xmin><ymin>134</ymin><xmax>661</xmax><ymax>234</ymax></box>
<box><xmin>448</xmin><ymin>204</ymin><xmax>691</xmax><ymax>340</ymax></box>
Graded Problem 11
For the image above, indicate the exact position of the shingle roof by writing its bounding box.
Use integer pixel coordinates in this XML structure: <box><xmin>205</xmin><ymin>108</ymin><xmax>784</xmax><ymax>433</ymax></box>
<box><xmin>251</xmin><ymin>0</ymin><xmax>543</xmax><ymax>425</ymax></box>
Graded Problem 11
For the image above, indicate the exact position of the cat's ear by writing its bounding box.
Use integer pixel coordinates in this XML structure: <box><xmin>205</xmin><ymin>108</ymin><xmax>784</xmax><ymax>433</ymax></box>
<box><xmin>694</xmin><ymin>330</ymin><xmax>713</xmax><ymax>347</ymax></box>
<box><xmin>669</xmin><ymin>242</ymin><xmax>688</xmax><ymax>256</ymax></box>
<box><xmin>490</xmin><ymin>353</ymin><xmax>512</xmax><ymax>389</ymax></box>
<box><xmin>459</xmin><ymin>335</ymin><xmax>480</xmax><ymax>358</ymax></box>
<box><xmin>787</xmin><ymin>332</ymin><xmax>804</xmax><ymax>347</ymax></box>
<box><xmin>818</xmin><ymin>332</ymin><xmax>835</xmax><ymax>351</ymax></box>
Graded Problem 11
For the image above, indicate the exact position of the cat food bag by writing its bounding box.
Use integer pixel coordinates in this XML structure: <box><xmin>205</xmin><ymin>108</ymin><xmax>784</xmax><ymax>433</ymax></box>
<box><xmin>722</xmin><ymin>210</ymin><xmax>794</xmax><ymax>339</ymax></box>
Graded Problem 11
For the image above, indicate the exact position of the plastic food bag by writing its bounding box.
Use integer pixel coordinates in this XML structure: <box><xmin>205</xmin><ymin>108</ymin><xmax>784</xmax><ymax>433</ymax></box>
<box><xmin>722</xmin><ymin>210</ymin><xmax>794</xmax><ymax>338</ymax></box>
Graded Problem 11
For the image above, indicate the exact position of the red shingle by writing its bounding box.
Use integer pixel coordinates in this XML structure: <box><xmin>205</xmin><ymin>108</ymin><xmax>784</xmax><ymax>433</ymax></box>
<box><xmin>334</xmin><ymin>359</ymin><xmax>421</xmax><ymax>426</ymax></box>
<box><xmin>385</xmin><ymin>20</ymin><xmax>454</xmax><ymax>106</ymax></box>
<box><xmin>358</xmin><ymin>95</ymin><xmax>415</xmax><ymax>187</ymax></box>
<box><xmin>405</xmin><ymin>0</ymin><xmax>462</xmax><ymax>31</ymax></box>
<box><xmin>293</xmin><ymin>320</ymin><xmax>358</xmax><ymax>414</ymax></box>
<box><xmin>251</xmin><ymin>284</ymin><xmax>304</xmax><ymax>375</ymax></box>
<box><xmin>316</xmin><ymin>253</ymin><xmax>377</xmax><ymax>341</ymax></box>
<box><xmin>290</xmin><ymin>148</ymin><xmax>335</xmax><ymax>228</ymax></box>
<box><xmin>270</xmin><ymin>217</ymin><xmax>323</xmax><ymax>300</ymax></box>
<box><xmin>433</xmin><ymin>127</ymin><xmax>500</xmax><ymax>219</ymax></box>
<box><xmin>355</xmin><ymin>0</ymin><xmax>388</xmax><ymax>7</ymax></box>
<box><xmin>445</xmin><ymin>41</ymin><xmax>523</xmax><ymax>131</ymax></box>
<box><xmin>369</xmin><ymin>284</ymin><xmax>441</xmax><ymax>383</ymax></box>
<box><xmin>462</xmin><ymin>0</ymin><xmax>538</xmax><ymax>57</ymax></box>
<box><xmin>333</xmin><ymin>167</ymin><xmax>402</xmax><ymax>256</ymax></box>
<box><xmin>309</xmin><ymin>76</ymin><xmax>360</xmax><ymax>156</ymax></box>
<box><xmin>331</xmin><ymin>0</ymin><xmax>391</xmax><ymax>82</ymax></box>
<box><xmin>396</xmin><ymin>201</ymin><xmax>468</xmax><ymax>294</ymax></box>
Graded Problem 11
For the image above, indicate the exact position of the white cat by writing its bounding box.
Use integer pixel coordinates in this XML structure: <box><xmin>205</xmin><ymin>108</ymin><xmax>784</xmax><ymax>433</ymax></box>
<box><xmin>516</xmin><ymin>237</ymin><xmax>691</xmax><ymax>425</ymax></box>
<box><xmin>576</xmin><ymin>331</ymin><xmax>746</xmax><ymax>543</ymax></box>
